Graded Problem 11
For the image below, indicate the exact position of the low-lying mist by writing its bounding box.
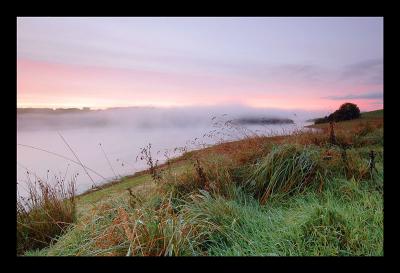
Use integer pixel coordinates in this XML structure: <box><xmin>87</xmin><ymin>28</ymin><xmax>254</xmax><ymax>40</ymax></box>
<box><xmin>17</xmin><ymin>105</ymin><xmax>322</xmax><ymax>131</ymax></box>
<box><xmin>17</xmin><ymin>105</ymin><xmax>323</xmax><ymax>195</ymax></box>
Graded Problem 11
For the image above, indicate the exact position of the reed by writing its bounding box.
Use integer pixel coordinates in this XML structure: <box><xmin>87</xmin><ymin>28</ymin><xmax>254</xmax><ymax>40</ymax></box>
<box><xmin>17</xmin><ymin>175</ymin><xmax>76</xmax><ymax>255</ymax></box>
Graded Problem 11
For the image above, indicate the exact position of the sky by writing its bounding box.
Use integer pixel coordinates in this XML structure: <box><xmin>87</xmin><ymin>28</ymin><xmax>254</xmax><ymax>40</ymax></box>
<box><xmin>17</xmin><ymin>17</ymin><xmax>383</xmax><ymax>112</ymax></box>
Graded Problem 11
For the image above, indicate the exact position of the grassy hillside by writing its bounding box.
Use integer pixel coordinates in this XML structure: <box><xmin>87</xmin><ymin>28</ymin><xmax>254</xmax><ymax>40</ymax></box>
<box><xmin>361</xmin><ymin>109</ymin><xmax>383</xmax><ymax>119</ymax></box>
<box><xmin>22</xmin><ymin>110</ymin><xmax>383</xmax><ymax>256</ymax></box>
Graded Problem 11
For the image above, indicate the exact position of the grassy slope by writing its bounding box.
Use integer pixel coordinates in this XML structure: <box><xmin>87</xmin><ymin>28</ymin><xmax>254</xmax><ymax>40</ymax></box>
<box><xmin>361</xmin><ymin>109</ymin><xmax>383</xmax><ymax>119</ymax></box>
<box><xmin>75</xmin><ymin>161</ymin><xmax>190</xmax><ymax>218</ymax></box>
<box><xmin>26</xmin><ymin>110</ymin><xmax>383</xmax><ymax>256</ymax></box>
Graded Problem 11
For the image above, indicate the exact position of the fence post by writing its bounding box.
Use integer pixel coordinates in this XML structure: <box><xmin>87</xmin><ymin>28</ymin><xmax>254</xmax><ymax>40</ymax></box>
<box><xmin>329</xmin><ymin>121</ymin><xmax>337</xmax><ymax>145</ymax></box>
<box><xmin>369</xmin><ymin>150</ymin><xmax>377</xmax><ymax>173</ymax></box>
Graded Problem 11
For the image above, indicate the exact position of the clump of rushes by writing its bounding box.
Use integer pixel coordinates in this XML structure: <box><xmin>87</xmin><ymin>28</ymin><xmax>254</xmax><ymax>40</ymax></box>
<box><xmin>245</xmin><ymin>144</ymin><xmax>322</xmax><ymax>204</ymax></box>
<box><xmin>17</xmin><ymin>176</ymin><xmax>76</xmax><ymax>255</ymax></box>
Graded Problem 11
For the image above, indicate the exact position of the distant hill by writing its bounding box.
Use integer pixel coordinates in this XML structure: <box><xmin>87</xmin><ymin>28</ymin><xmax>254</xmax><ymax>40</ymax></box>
<box><xmin>17</xmin><ymin>107</ymin><xmax>93</xmax><ymax>114</ymax></box>
<box><xmin>16</xmin><ymin>106</ymin><xmax>158</xmax><ymax>115</ymax></box>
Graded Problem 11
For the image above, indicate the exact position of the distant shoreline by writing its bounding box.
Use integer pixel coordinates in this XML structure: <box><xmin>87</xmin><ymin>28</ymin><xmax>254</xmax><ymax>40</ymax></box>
<box><xmin>233</xmin><ymin>117</ymin><xmax>294</xmax><ymax>125</ymax></box>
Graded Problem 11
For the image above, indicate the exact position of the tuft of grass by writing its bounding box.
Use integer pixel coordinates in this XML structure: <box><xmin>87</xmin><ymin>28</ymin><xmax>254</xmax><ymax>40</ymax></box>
<box><xmin>245</xmin><ymin>144</ymin><xmax>321</xmax><ymax>204</ymax></box>
<box><xmin>17</xmin><ymin>177</ymin><xmax>76</xmax><ymax>255</ymax></box>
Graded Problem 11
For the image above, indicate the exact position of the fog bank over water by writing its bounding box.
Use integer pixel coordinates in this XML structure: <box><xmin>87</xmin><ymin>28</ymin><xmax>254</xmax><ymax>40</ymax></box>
<box><xmin>17</xmin><ymin>105</ymin><xmax>324</xmax><ymax>130</ymax></box>
<box><xmin>17</xmin><ymin>105</ymin><xmax>323</xmax><ymax>195</ymax></box>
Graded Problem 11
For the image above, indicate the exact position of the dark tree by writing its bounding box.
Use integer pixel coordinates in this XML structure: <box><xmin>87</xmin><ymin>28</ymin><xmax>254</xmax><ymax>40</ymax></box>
<box><xmin>314</xmin><ymin>102</ymin><xmax>361</xmax><ymax>124</ymax></box>
<box><xmin>329</xmin><ymin>103</ymin><xmax>360</xmax><ymax>122</ymax></box>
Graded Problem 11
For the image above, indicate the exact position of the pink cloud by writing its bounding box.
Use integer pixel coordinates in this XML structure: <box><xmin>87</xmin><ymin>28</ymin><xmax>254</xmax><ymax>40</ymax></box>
<box><xmin>17</xmin><ymin>58</ymin><xmax>383</xmax><ymax>112</ymax></box>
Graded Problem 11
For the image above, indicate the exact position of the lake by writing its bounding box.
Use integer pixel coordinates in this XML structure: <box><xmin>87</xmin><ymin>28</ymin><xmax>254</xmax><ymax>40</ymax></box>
<box><xmin>17</xmin><ymin>106</ymin><xmax>316</xmax><ymax>196</ymax></box>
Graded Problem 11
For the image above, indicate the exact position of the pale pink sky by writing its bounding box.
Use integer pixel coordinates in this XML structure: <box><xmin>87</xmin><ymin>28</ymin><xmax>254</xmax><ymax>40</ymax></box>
<box><xmin>17</xmin><ymin>17</ymin><xmax>383</xmax><ymax>112</ymax></box>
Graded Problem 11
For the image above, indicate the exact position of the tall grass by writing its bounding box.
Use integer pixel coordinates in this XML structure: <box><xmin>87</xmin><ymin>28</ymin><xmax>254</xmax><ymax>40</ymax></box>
<box><xmin>190</xmin><ymin>179</ymin><xmax>383</xmax><ymax>256</ymax></box>
<box><xmin>30</xmin><ymin>194</ymin><xmax>215</xmax><ymax>256</ymax></box>
<box><xmin>245</xmin><ymin>144</ymin><xmax>322</xmax><ymax>204</ymax></box>
<box><xmin>17</xmin><ymin>176</ymin><xmax>76</xmax><ymax>255</ymax></box>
